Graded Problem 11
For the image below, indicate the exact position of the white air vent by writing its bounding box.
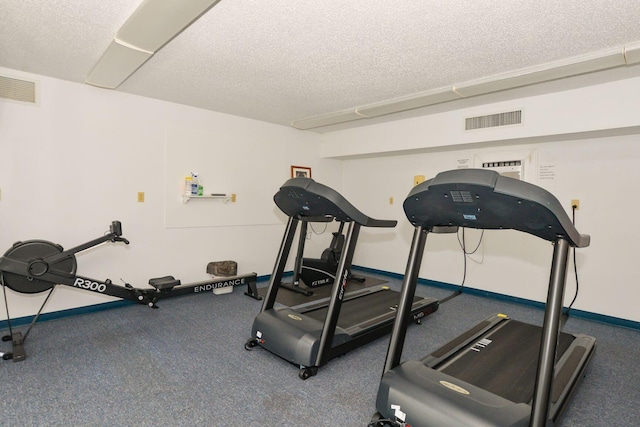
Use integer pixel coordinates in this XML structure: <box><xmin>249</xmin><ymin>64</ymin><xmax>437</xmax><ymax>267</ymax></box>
<box><xmin>482</xmin><ymin>160</ymin><xmax>523</xmax><ymax>180</ymax></box>
<box><xmin>0</xmin><ymin>75</ymin><xmax>37</xmax><ymax>104</ymax></box>
<box><xmin>465</xmin><ymin>110</ymin><xmax>522</xmax><ymax>130</ymax></box>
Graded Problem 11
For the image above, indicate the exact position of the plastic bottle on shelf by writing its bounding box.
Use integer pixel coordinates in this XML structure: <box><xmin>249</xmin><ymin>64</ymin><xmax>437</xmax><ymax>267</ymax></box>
<box><xmin>191</xmin><ymin>173</ymin><xmax>199</xmax><ymax>195</ymax></box>
<box><xmin>185</xmin><ymin>176</ymin><xmax>193</xmax><ymax>196</ymax></box>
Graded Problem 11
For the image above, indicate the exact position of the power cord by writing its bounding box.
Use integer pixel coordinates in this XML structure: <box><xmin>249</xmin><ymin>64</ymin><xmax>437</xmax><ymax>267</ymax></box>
<box><xmin>441</xmin><ymin>228</ymin><xmax>484</xmax><ymax>304</ymax></box>
<box><xmin>563</xmin><ymin>204</ymin><xmax>580</xmax><ymax>319</ymax></box>
<box><xmin>457</xmin><ymin>227</ymin><xmax>484</xmax><ymax>286</ymax></box>
<box><xmin>309</xmin><ymin>222</ymin><xmax>328</xmax><ymax>235</ymax></box>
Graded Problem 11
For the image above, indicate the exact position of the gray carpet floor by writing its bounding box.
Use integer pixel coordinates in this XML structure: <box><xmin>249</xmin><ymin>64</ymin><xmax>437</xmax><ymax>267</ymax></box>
<box><xmin>0</xmin><ymin>270</ymin><xmax>638</xmax><ymax>426</ymax></box>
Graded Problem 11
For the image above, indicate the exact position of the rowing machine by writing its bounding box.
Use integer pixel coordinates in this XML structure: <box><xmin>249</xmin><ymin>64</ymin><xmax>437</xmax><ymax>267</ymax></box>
<box><xmin>0</xmin><ymin>221</ymin><xmax>259</xmax><ymax>361</ymax></box>
<box><xmin>0</xmin><ymin>221</ymin><xmax>155</xmax><ymax>361</ymax></box>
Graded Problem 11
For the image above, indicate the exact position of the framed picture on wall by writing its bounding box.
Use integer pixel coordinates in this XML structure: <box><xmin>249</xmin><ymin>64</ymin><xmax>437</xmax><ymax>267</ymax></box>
<box><xmin>291</xmin><ymin>165</ymin><xmax>312</xmax><ymax>178</ymax></box>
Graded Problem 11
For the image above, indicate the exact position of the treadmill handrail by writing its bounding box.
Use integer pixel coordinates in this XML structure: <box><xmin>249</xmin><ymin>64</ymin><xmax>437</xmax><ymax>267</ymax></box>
<box><xmin>403</xmin><ymin>169</ymin><xmax>589</xmax><ymax>247</ymax></box>
<box><xmin>274</xmin><ymin>177</ymin><xmax>397</xmax><ymax>228</ymax></box>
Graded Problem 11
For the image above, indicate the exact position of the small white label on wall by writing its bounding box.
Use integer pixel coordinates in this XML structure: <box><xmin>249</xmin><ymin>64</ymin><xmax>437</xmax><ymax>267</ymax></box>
<box><xmin>457</xmin><ymin>158</ymin><xmax>470</xmax><ymax>169</ymax></box>
<box><xmin>539</xmin><ymin>164</ymin><xmax>556</xmax><ymax>180</ymax></box>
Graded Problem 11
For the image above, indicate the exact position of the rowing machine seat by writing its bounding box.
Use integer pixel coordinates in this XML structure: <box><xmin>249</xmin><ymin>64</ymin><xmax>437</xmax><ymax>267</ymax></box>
<box><xmin>149</xmin><ymin>276</ymin><xmax>181</xmax><ymax>291</ymax></box>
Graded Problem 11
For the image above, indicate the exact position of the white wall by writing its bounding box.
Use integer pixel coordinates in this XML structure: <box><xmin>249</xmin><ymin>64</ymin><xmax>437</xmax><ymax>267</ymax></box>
<box><xmin>323</xmin><ymin>75</ymin><xmax>640</xmax><ymax>323</ymax></box>
<box><xmin>2</xmin><ymin>66</ymin><xmax>639</xmax><ymax>325</ymax></box>
<box><xmin>0</xmin><ymin>67</ymin><xmax>341</xmax><ymax>319</ymax></box>
<box><xmin>321</xmin><ymin>74</ymin><xmax>640</xmax><ymax>158</ymax></box>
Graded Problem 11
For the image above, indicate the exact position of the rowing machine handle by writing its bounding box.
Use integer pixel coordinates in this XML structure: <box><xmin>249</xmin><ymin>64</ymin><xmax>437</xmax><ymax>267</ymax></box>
<box><xmin>111</xmin><ymin>221</ymin><xmax>123</xmax><ymax>236</ymax></box>
<box><xmin>110</xmin><ymin>221</ymin><xmax>130</xmax><ymax>245</ymax></box>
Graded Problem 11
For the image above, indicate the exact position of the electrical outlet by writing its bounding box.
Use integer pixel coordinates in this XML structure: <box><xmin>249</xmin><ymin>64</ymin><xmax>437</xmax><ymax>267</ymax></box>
<box><xmin>389</xmin><ymin>196</ymin><xmax>394</xmax><ymax>205</ymax></box>
<box><xmin>571</xmin><ymin>199</ymin><xmax>579</xmax><ymax>210</ymax></box>
<box><xmin>231</xmin><ymin>193</ymin><xmax>236</xmax><ymax>203</ymax></box>
<box><xmin>137</xmin><ymin>192</ymin><xmax>145</xmax><ymax>203</ymax></box>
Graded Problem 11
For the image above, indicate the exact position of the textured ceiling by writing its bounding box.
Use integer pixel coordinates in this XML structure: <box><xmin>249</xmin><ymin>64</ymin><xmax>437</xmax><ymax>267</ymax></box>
<box><xmin>2</xmin><ymin>0</ymin><xmax>640</xmax><ymax>132</ymax></box>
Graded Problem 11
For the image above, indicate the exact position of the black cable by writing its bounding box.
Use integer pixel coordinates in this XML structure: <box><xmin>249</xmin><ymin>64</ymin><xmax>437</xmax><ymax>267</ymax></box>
<box><xmin>457</xmin><ymin>227</ymin><xmax>485</xmax><ymax>255</ymax></box>
<box><xmin>461</xmin><ymin>227</ymin><xmax>467</xmax><ymax>287</ymax></box>
<box><xmin>441</xmin><ymin>228</ymin><xmax>485</xmax><ymax>304</ymax></box>
<box><xmin>563</xmin><ymin>205</ymin><xmax>580</xmax><ymax>318</ymax></box>
<box><xmin>308</xmin><ymin>222</ymin><xmax>328</xmax><ymax>235</ymax></box>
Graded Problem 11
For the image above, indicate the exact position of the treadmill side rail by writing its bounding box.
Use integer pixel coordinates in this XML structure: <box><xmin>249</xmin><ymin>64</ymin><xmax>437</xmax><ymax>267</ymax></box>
<box><xmin>546</xmin><ymin>334</ymin><xmax>597</xmax><ymax>422</ymax></box>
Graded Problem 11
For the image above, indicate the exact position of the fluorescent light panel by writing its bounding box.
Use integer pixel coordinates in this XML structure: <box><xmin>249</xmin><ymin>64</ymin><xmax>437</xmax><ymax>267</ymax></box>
<box><xmin>86</xmin><ymin>0</ymin><xmax>222</xmax><ymax>89</ymax></box>
<box><xmin>86</xmin><ymin>40</ymin><xmax>152</xmax><ymax>89</ymax></box>
<box><xmin>625</xmin><ymin>41</ymin><xmax>640</xmax><ymax>65</ymax></box>
<box><xmin>117</xmin><ymin>0</ymin><xmax>222</xmax><ymax>52</ymax></box>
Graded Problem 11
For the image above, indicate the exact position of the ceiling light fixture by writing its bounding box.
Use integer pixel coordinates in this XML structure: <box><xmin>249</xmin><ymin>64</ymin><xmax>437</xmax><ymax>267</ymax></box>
<box><xmin>292</xmin><ymin>42</ymin><xmax>640</xmax><ymax>131</ymax></box>
<box><xmin>86</xmin><ymin>0</ymin><xmax>222</xmax><ymax>89</ymax></box>
<box><xmin>624</xmin><ymin>41</ymin><xmax>640</xmax><ymax>65</ymax></box>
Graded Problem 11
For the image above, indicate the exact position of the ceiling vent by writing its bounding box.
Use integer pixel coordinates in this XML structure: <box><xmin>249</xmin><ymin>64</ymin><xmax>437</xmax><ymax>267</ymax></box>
<box><xmin>0</xmin><ymin>75</ymin><xmax>37</xmax><ymax>104</ymax></box>
<box><xmin>465</xmin><ymin>109</ymin><xmax>522</xmax><ymax>131</ymax></box>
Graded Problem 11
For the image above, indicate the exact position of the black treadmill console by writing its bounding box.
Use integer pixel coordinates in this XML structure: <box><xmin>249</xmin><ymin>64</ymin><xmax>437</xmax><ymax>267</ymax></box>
<box><xmin>403</xmin><ymin>169</ymin><xmax>589</xmax><ymax>247</ymax></box>
<box><xmin>274</xmin><ymin>177</ymin><xmax>397</xmax><ymax>228</ymax></box>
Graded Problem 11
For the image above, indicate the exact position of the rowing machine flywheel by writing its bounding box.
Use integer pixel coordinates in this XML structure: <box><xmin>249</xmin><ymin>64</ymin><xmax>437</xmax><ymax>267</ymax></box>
<box><xmin>1</xmin><ymin>240</ymin><xmax>76</xmax><ymax>294</ymax></box>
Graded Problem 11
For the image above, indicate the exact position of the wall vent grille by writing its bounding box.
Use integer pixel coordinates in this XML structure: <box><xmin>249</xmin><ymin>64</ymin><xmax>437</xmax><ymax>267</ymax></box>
<box><xmin>0</xmin><ymin>75</ymin><xmax>37</xmax><ymax>104</ymax></box>
<box><xmin>465</xmin><ymin>110</ymin><xmax>521</xmax><ymax>130</ymax></box>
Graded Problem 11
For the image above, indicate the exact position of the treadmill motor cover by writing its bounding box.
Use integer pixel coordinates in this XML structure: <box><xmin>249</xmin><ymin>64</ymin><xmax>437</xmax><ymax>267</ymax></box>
<box><xmin>403</xmin><ymin>169</ymin><xmax>589</xmax><ymax>248</ymax></box>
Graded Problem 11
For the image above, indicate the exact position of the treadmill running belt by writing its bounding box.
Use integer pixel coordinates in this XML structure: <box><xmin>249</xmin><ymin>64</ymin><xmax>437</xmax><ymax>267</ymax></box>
<box><xmin>304</xmin><ymin>289</ymin><xmax>417</xmax><ymax>331</ymax></box>
<box><xmin>440</xmin><ymin>320</ymin><xmax>574</xmax><ymax>404</ymax></box>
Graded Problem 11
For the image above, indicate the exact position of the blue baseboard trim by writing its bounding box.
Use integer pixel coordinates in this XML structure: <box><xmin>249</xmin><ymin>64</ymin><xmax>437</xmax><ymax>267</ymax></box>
<box><xmin>0</xmin><ymin>300</ymin><xmax>135</xmax><ymax>331</ymax></box>
<box><xmin>0</xmin><ymin>271</ymin><xmax>280</xmax><ymax>330</ymax></box>
<box><xmin>256</xmin><ymin>271</ymin><xmax>293</xmax><ymax>283</ymax></box>
<box><xmin>4</xmin><ymin>268</ymin><xmax>637</xmax><ymax>332</ymax></box>
<box><xmin>1</xmin><ymin>273</ymin><xmax>284</xmax><ymax>331</ymax></box>
<box><xmin>353</xmin><ymin>265</ymin><xmax>640</xmax><ymax>331</ymax></box>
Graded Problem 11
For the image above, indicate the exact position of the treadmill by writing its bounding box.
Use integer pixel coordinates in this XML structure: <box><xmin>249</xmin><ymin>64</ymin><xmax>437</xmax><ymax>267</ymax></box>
<box><xmin>246</xmin><ymin>177</ymin><xmax>439</xmax><ymax>379</ymax></box>
<box><xmin>374</xmin><ymin>169</ymin><xmax>596</xmax><ymax>427</ymax></box>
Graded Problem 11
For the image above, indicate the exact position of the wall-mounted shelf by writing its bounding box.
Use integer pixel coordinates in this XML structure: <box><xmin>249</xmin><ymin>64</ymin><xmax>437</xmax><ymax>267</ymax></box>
<box><xmin>183</xmin><ymin>193</ymin><xmax>235</xmax><ymax>203</ymax></box>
